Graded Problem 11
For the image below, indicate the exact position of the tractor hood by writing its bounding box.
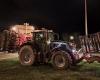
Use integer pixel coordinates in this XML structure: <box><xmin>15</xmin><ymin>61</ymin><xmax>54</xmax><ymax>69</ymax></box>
<box><xmin>50</xmin><ymin>42</ymin><xmax>67</xmax><ymax>48</ymax></box>
<box><xmin>50</xmin><ymin>41</ymin><xmax>72</xmax><ymax>53</ymax></box>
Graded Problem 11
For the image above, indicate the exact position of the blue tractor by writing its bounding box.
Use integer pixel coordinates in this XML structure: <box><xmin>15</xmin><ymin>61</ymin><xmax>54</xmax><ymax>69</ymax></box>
<box><xmin>18</xmin><ymin>29</ymin><xmax>83</xmax><ymax>70</ymax></box>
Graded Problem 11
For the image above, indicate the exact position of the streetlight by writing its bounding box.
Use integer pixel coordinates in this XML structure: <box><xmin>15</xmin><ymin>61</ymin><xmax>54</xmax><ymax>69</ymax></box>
<box><xmin>11</xmin><ymin>26</ymin><xmax>16</xmax><ymax>31</ymax></box>
<box><xmin>70</xmin><ymin>36</ymin><xmax>74</xmax><ymax>40</ymax></box>
<box><xmin>31</xmin><ymin>26</ymin><xmax>35</xmax><ymax>31</ymax></box>
<box><xmin>85</xmin><ymin>0</ymin><xmax>88</xmax><ymax>36</ymax></box>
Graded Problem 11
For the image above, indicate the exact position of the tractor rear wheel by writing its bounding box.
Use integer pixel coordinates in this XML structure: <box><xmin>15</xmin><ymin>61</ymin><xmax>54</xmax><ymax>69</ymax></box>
<box><xmin>51</xmin><ymin>50</ymin><xmax>72</xmax><ymax>70</ymax></box>
<box><xmin>19</xmin><ymin>45</ymin><xmax>36</xmax><ymax>66</ymax></box>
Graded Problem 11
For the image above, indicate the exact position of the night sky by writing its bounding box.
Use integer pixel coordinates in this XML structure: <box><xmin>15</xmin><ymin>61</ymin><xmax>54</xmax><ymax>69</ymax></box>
<box><xmin>0</xmin><ymin>0</ymin><xmax>100</xmax><ymax>34</ymax></box>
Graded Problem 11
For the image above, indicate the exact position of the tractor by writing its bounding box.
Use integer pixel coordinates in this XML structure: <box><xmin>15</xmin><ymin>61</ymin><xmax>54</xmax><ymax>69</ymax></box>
<box><xmin>18</xmin><ymin>29</ymin><xmax>84</xmax><ymax>70</ymax></box>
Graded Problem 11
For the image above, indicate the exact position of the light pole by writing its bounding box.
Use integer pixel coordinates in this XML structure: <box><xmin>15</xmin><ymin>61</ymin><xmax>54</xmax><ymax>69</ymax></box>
<box><xmin>85</xmin><ymin>0</ymin><xmax>88</xmax><ymax>36</ymax></box>
<box><xmin>84</xmin><ymin>0</ymin><xmax>89</xmax><ymax>53</ymax></box>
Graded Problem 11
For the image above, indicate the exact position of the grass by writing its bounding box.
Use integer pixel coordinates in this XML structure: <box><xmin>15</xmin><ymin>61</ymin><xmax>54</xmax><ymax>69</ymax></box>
<box><xmin>0</xmin><ymin>58</ymin><xmax>100</xmax><ymax>80</ymax></box>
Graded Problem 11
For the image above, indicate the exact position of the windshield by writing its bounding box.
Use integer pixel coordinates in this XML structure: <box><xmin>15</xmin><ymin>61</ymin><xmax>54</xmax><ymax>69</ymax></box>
<box><xmin>48</xmin><ymin>32</ymin><xmax>59</xmax><ymax>41</ymax></box>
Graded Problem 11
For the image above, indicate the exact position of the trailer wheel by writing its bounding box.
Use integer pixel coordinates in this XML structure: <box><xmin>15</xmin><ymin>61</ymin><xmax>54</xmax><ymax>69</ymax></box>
<box><xmin>19</xmin><ymin>45</ymin><xmax>36</xmax><ymax>66</ymax></box>
<box><xmin>51</xmin><ymin>50</ymin><xmax>71</xmax><ymax>70</ymax></box>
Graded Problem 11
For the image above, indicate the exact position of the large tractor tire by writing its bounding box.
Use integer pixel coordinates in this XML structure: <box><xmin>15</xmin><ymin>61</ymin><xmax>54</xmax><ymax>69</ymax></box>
<box><xmin>19</xmin><ymin>45</ymin><xmax>36</xmax><ymax>66</ymax></box>
<box><xmin>51</xmin><ymin>50</ymin><xmax>72</xmax><ymax>70</ymax></box>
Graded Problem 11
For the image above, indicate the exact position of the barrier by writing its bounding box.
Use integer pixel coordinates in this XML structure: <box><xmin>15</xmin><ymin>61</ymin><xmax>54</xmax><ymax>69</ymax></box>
<box><xmin>79</xmin><ymin>32</ymin><xmax>100</xmax><ymax>53</ymax></box>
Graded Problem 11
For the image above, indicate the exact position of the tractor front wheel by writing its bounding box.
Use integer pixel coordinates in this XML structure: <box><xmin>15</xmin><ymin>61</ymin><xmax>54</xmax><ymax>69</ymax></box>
<box><xmin>51</xmin><ymin>50</ymin><xmax>72</xmax><ymax>70</ymax></box>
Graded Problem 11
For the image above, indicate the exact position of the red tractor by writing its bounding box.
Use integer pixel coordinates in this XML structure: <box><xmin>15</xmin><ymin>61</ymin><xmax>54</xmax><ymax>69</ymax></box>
<box><xmin>0</xmin><ymin>30</ymin><xmax>32</xmax><ymax>52</ymax></box>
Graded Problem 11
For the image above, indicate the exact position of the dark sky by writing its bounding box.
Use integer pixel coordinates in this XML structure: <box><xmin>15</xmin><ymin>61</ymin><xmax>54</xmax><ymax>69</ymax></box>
<box><xmin>0</xmin><ymin>0</ymin><xmax>100</xmax><ymax>34</ymax></box>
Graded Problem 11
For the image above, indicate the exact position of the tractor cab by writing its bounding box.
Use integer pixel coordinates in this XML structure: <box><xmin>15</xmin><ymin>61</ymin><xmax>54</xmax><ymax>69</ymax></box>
<box><xmin>31</xmin><ymin>29</ymin><xmax>59</xmax><ymax>53</ymax></box>
<box><xmin>32</xmin><ymin>29</ymin><xmax>58</xmax><ymax>42</ymax></box>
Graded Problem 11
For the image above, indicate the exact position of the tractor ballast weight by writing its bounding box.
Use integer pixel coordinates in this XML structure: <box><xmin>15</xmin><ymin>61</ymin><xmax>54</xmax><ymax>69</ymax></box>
<box><xmin>18</xmin><ymin>29</ymin><xmax>83</xmax><ymax>70</ymax></box>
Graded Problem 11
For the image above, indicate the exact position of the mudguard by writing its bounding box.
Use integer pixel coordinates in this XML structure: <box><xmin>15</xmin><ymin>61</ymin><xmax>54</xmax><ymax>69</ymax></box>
<box><xmin>49</xmin><ymin>42</ymin><xmax>76</xmax><ymax>63</ymax></box>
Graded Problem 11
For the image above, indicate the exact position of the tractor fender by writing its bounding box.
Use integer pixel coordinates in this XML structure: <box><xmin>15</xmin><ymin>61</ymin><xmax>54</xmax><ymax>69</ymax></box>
<box><xmin>49</xmin><ymin>49</ymin><xmax>73</xmax><ymax>66</ymax></box>
<box><xmin>19</xmin><ymin>42</ymin><xmax>32</xmax><ymax>50</ymax></box>
<box><xmin>18</xmin><ymin>42</ymin><xmax>40</xmax><ymax>54</ymax></box>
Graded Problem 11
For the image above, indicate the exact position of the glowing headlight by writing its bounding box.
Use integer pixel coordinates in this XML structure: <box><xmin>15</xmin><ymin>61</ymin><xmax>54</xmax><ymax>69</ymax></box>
<box><xmin>70</xmin><ymin>36</ymin><xmax>74</xmax><ymax>40</ymax></box>
<box><xmin>11</xmin><ymin>27</ymin><xmax>16</xmax><ymax>31</ymax></box>
<box><xmin>72</xmin><ymin>49</ymin><xmax>76</xmax><ymax>53</ymax></box>
<box><xmin>31</xmin><ymin>27</ymin><xmax>35</xmax><ymax>30</ymax></box>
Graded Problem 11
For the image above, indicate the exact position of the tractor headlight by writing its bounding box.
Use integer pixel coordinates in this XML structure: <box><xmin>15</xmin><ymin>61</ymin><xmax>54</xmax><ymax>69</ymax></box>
<box><xmin>72</xmin><ymin>49</ymin><xmax>77</xmax><ymax>53</ymax></box>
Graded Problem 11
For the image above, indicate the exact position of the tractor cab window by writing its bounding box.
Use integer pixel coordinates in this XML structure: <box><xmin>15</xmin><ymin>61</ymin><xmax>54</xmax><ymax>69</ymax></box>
<box><xmin>48</xmin><ymin>33</ymin><xmax>54</xmax><ymax>41</ymax></box>
<box><xmin>35</xmin><ymin>32</ymin><xmax>45</xmax><ymax>41</ymax></box>
<box><xmin>48</xmin><ymin>32</ymin><xmax>59</xmax><ymax>41</ymax></box>
<box><xmin>35</xmin><ymin>32</ymin><xmax>44</xmax><ymax>40</ymax></box>
<box><xmin>46</xmin><ymin>32</ymin><xmax>59</xmax><ymax>45</ymax></box>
